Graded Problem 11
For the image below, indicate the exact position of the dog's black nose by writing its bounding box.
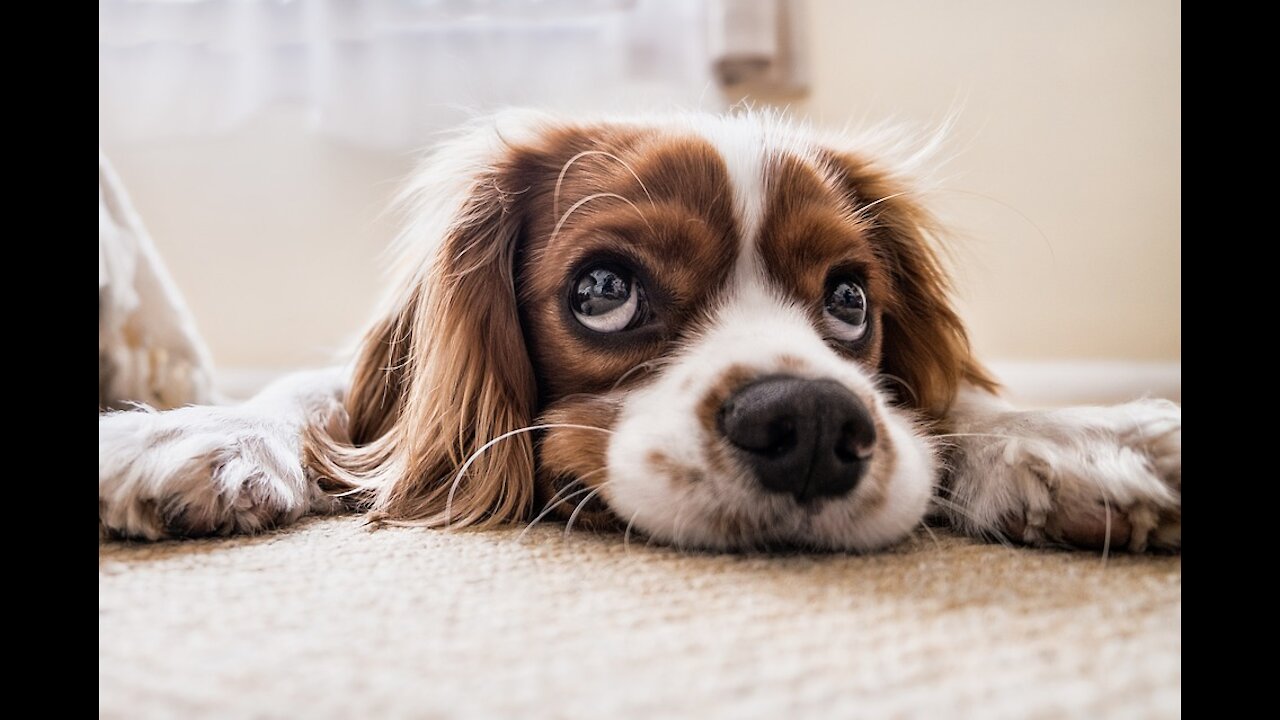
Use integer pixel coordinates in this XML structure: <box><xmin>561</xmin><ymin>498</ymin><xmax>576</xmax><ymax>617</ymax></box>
<box><xmin>718</xmin><ymin>376</ymin><xmax>876</xmax><ymax>503</ymax></box>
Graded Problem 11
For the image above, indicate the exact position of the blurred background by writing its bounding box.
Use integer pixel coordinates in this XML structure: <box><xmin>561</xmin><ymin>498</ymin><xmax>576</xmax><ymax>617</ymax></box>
<box><xmin>99</xmin><ymin>0</ymin><xmax>1180</xmax><ymax>397</ymax></box>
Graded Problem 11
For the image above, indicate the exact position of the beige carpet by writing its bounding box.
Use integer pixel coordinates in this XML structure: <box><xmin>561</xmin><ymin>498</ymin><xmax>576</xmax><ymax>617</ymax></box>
<box><xmin>99</xmin><ymin>517</ymin><xmax>1181</xmax><ymax>719</ymax></box>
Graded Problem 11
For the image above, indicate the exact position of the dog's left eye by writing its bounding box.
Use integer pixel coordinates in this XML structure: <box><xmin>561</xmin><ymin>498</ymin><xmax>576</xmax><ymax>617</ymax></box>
<box><xmin>572</xmin><ymin>265</ymin><xmax>642</xmax><ymax>333</ymax></box>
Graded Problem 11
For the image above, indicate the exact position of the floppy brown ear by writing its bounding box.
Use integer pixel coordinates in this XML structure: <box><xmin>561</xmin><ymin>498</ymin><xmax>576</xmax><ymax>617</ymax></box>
<box><xmin>306</xmin><ymin>132</ymin><xmax>539</xmax><ymax>527</ymax></box>
<box><xmin>823</xmin><ymin>150</ymin><xmax>997</xmax><ymax>419</ymax></box>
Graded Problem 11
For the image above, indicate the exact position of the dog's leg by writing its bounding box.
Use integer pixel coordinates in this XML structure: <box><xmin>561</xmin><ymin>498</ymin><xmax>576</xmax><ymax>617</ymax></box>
<box><xmin>936</xmin><ymin>386</ymin><xmax>1180</xmax><ymax>552</ymax></box>
<box><xmin>99</xmin><ymin>368</ymin><xmax>350</xmax><ymax>540</ymax></box>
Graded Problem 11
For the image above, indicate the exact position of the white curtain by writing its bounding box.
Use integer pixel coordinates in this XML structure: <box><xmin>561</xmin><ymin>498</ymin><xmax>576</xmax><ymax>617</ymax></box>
<box><xmin>98</xmin><ymin>0</ymin><xmax>749</xmax><ymax>149</ymax></box>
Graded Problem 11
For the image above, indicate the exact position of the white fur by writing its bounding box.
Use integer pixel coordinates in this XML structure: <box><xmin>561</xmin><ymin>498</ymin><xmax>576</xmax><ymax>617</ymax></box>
<box><xmin>940</xmin><ymin>387</ymin><xmax>1181</xmax><ymax>551</ymax></box>
<box><xmin>691</xmin><ymin>115</ymin><xmax>769</xmax><ymax>271</ymax></box>
<box><xmin>98</xmin><ymin>369</ymin><xmax>347</xmax><ymax>540</ymax></box>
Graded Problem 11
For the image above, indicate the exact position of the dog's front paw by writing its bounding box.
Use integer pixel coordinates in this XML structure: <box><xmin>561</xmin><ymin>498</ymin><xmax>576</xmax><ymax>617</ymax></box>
<box><xmin>99</xmin><ymin>406</ymin><xmax>331</xmax><ymax>540</ymax></box>
<box><xmin>945</xmin><ymin>399</ymin><xmax>1181</xmax><ymax>552</ymax></box>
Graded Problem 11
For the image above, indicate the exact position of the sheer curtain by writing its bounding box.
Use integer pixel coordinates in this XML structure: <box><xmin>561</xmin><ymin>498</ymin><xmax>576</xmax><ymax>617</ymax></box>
<box><xmin>98</xmin><ymin>0</ymin><xmax>765</xmax><ymax>149</ymax></box>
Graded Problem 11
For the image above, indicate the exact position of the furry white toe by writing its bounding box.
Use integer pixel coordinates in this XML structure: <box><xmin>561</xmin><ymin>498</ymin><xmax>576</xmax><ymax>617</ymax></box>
<box><xmin>98</xmin><ymin>369</ymin><xmax>348</xmax><ymax>540</ymax></box>
<box><xmin>942</xmin><ymin>398</ymin><xmax>1181</xmax><ymax>552</ymax></box>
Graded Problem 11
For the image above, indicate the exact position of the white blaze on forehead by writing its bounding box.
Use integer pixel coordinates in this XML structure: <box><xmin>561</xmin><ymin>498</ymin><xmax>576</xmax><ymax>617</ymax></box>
<box><xmin>682</xmin><ymin>115</ymin><xmax>833</xmax><ymax>289</ymax></box>
<box><xmin>687</xmin><ymin>117</ymin><xmax>771</xmax><ymax>281</ymax></box>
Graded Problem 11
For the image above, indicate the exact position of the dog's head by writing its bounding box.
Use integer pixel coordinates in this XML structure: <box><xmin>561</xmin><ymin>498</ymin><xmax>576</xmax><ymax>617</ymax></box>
<box><xmin>309</xmin><ymin>111</ymin><xmax>994</xmax><ymax>551</ymax></box>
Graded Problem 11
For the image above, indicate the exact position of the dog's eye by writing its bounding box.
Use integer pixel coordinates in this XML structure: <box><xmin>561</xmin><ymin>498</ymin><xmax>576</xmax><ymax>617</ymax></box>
<box><xmin>824</xmin><ymin>276</ymin><xmax>869</xmax><ymax>342</ymax></box>
<box><xmin>572</xmin><ymin>265</ymin><xmax>642</xmax><ymax>333</ymax></box>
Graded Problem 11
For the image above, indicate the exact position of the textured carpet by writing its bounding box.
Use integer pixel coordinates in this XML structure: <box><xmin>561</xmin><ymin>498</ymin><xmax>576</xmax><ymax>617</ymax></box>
<box><xmin>99</xmin><ymin>517</ymin><xmax>1181</xmax><ymax>719</ymax></box>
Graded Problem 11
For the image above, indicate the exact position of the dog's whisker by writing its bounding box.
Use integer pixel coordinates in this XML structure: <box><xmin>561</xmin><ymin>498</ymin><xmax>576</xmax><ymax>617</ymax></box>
<box><xmin>553</xmin><ymin>149</ymin><xmax>656</xmax><ymax>218</ymax></box>
<box><xmin>929</xmin><ymin>495</ymin><xmax>1014</xmax><ymax>549</ymax></box>
<box><xmin>930</xmin><ymin>432</ymin><xmax>1024</xmax><ymax>442</ymax></box>
<box><xmin>445</xmin><ymin>423</ymin><xmax>614</xmax><ymax>528</ymax></box>
<box><xmin>926</xmin><ymin>187</ymin><xmax>1055</xmax><ymax>262</ymax></box>
<box><xmin>519</xmin><ymin>489</ymin><xmax>595</xmax><ymax>542</ymax></box>
<box><xmin>550</xmin><ymin>192</ymin><xmax>655</xmax><ymax>246</ymax></box>
<box><xmin>610</xmin><ymin>360</ymin><xmax>661</xmax><ymax>391</ymax></box>
<box><xmin>918</xmin><ymin>519</ymin><xmax>943</xmax><ymax>551</ymax></box>
<box><xmin>517</xmin><ymin>480</ymin><xmax>605</xmax><ymax>543</ymax></box>
<box><xmin>1101</xmin><ymin>492</ymin><xmax>1113</xmax><ymax>566</ymax></box>
<box><xmin>623</xmin><ymin>510</ymin><xmax>642</xmax><ymax>555</ymax></box>
<box><xmin>518</xmin><ymin>481</ymin><xmax>586</xmax><ymax>538</ymax></box>
<box><xmin>528</xmin><ymin>466</ymin><xmax>608</xmax><ymax>521</ymax></box>
<box><xmin>874</xmin><ymin>373</ymin><xmax>919</xmax><ymax>405</ymax></box>
<box><xmin>1076</xmin><ymin>467</ymin><xmax>1118</xmax><ymax>565</ymax></box>
<box><xmin>536</xmin><ymin>477</ymin><xmax>588</xmax><ymax>516</ymax></box>
<box><xmin>563</xmin><ymin>482</ymin><xmax>612</xmax><ymax>538</ymax></box>
<box><xmin>667</xmin><ymin>484</ymin><xmax>698</xmax><ymax>554</ymax></box>
<box><xmin>849</xmin><ymin>191</ymin><xmax>912</xmax><ymax>225</ymax></box>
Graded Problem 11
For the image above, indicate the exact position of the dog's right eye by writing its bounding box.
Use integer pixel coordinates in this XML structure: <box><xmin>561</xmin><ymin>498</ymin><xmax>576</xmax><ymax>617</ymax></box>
<box><xmin>572</xmin><ymin>265</ymin><xmax>643</xmax><ymax>333</ymax></box>
<box><xmin>823</xmin><ymin>275</ymin><xmax>869</xmax><ymax>343</ymax></box>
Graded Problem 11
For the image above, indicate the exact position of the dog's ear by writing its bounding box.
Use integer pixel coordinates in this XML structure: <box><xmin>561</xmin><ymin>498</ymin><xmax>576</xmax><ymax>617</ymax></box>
<box><xmin>307</xmin><ymin>122</ymin><xmax>540</xmax><ymax>527</ymax></box>
<box><xmin>823</xmin><ymin>149</ymin><xmax>997</xmax><ymax>418</ymax></box>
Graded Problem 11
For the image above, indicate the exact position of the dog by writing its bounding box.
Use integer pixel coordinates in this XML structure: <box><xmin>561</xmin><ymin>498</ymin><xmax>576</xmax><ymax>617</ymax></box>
<box><xmin>98</xmin><ymin>111</ymin><xmax>1181</xmax><ymax>552</ymax></box>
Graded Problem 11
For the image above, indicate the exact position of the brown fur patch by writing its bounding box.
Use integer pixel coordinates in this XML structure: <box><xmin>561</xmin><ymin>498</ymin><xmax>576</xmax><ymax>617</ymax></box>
<box><xmin>517</xmin><ymin>136</ymin><xmax>741</xmax><ymax>399</ymax></box>
<box><xmin>757</xmin><ymin>154</ymin><xmax>890</xmax><ymax>368</ymax></box>
<box><xmin>646</xmin><ymin>450</ymin><xmax>705</xmax><ymax>487</ymax></box>
<box><xmin>695</xmin><ymin>364</ymin><xmax>758</xmax><ymax>438</ymax></box>
<box><xmin>815</xmin><ymin>150</ymin><xmax>997</xmax><ymax>418</ymax></box>
<box><xmin>777</xmin><ymin>354</ymin><xmax>810</xmax><ymax>372</ymax></box>
<box><xmin>533</xmin><ymin>395</ymin><xmax>621</xmax><ymax>528</ymax></box>
<box><xmin>694</xmin><ymin>364</ymin><xmax>760</xmax><ymax>478</ymax></box>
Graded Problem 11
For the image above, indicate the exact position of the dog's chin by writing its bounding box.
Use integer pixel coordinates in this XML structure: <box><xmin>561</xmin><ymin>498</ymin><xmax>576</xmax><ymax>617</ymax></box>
<box><xmin>606</xmin><ymin>492</ymin><xmax>932</xmax><ymax>554</ymax></box>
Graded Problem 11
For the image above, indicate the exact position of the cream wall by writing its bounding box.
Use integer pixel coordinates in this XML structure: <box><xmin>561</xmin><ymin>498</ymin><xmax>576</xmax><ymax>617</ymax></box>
<box><xmin>795</xmin><ymin>0</ymin><xmax>1181</xmax><ymax>362</ymax></box>
<box><xmin>101</xmin><ymin>0</ymin><xmax>1180</xmax><ymax>370</ymax></box>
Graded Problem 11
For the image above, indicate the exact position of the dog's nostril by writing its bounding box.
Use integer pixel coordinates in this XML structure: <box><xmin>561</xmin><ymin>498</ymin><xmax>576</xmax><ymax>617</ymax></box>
<box><xmin>764</xmin><ymin>419</ymin><xmax>797</xmax><ymax>457</ymax></box>
<box><xmin>834</xmin><ymin>421</ymin><xmax>874</xmax><ymax>462</ymax></box>
<box><xmin>718</xmin><ymin>376</ymin><xmax>876</xmax><ymax>502</ymax></box>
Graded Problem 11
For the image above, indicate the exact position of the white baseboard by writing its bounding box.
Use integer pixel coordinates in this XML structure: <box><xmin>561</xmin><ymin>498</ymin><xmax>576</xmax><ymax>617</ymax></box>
<box><xmin>988</xmin><ymin>361</ymin><xmax>1180</xmax><ymax>407</ymax></box>
<box><xmin>220</xmin><ymin>361</ymin><xmax>1180</xmax><ymax>407</ymax></box>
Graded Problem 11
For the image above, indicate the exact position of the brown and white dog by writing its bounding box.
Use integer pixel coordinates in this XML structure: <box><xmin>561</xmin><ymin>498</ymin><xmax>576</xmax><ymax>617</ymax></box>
<box><xmin>98</xmin><ymin>111</ymin><xmax>1181</xmax><ymax>552</ymax></box>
